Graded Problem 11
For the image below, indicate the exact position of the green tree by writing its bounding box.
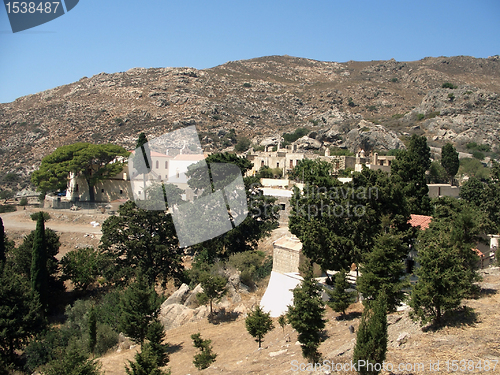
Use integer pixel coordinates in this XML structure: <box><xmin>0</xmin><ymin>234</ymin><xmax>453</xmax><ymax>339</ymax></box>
<box><xmin>428</xmin><ymin>160</ymin><xmax>448</xmax><ymax>183</ymax></box>
<box><xmin>391</xmin><ymin>134</ymin><xmax>432</xmax><ymax>215</ymax></box>
<box><xmin>287</xmin><ymin>263</ymin><xmax>326</xmax><ymax>362</ymax></box>
<box><xmin>458</xmin><ymin>158</ymin><xmax>490</xmax><ymax>179</ymax></box>
<box><xmin>234</xmin><ymin>137</ymin><xmax>251</xmax><ymax>152</ymax></box>
<box><xmin>459</xmin><ymin>176</ymin><xmax>484</xmax><ymax>207</ymax></box>
<box><xmin>289</xmin><ymin>166</ymin><xmax>411</xmax><ymax>281</ymax></box>
<box><xmin>31</xmin><ymin>143</ymin><xmax>129</xmax><ymax>201</ymax></box>
<box><xmin>278</xmin><ymin>314</ymin><xmax>287</xmax><ymax>335</ymax></box>
<box><xmin>481</xmin><ymin>161</ymin><xmax>500</xmax><ymax>233</ymax></box>
<box><xmin>0</xmin><ymin>265</ymin><xmax>44</xmax><ymax>364</ymax></box>
<box><xmin>245</xmin><ymin>306</ymin><xmax>274</xmax><ymax>348</ymax></box>
<box><xmin>196</xmin><ymin>272</ymin><xmax>228</xmax><ymax>319</ymax></box>
<box><xmin>31</xmin><ymin>214</ymin><xmax>48</xmax><ymax>308</ymax></box>
<box><xmin>125</xmin><ymin>345</ymin><xmax>171</xmax><ymax>375</ymax></box>
<box><xmin>409</xmin><ymin>220</ymin><xmax>474</xmax><ymax>325</ymax></box>
<box><xmin>0</xmin><ymin>218</ymin><xmax>5</xmax><ymax>266</ymax></box>
<box><xmin>288</xmin><ymin>159</ymin><xmax>335</xmax><ymax>187</ymax></box>
<box><xmin>44</xmin><ymin>347</ymin><xmax>103</xmax><ymax>375</ymax></box>
<box><xmin>61</xmin><ymin>247</ymin><xmax>101</xmax><ymax>292</ymax></box>
<box><xmin>145</xmin><ymin>320</ymin><xmax>169</xmax><ymax>367</ymax></box>
<box><xmin>441</xmin><ymin>143</ymin><xmax>459</xmax><ymax>184</ymax></box>
<box><xmin>10</xmin><ymin>228</ymin><xmax>62</xmax><ymax>293</ymax></box>
<box><xmin>357</xmin><ymin>233</ymin><xmax>409</xmax><ymax>312</ymax></box>
<box><xmin>353</xmin><ymin>293</ymin><xmax>388</xmax><ymax>375</ymax></box>
<box><xmin>325</xmin><ymin>270</ymin><xmax>355</xmax><ymax>317</ymax></box>
<box><xmin>191</xmin><ymin>333</ymin><xmax>217</xmax><ymax>370</ymax></box>
<box><xmin>119</xmin><ymin>272</ymin><xmax>163</xmax><ymax>346</ymax></box>
<box><xmin>99</xmin><ymin>201</ymin><xmax>184</xmax><ymax>287</ymax></box>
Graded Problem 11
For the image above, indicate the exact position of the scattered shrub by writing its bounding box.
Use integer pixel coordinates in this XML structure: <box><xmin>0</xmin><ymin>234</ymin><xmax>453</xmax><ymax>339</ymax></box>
<box><xmin>235</xmin><ymin>138</ymin><xmax>251</xmax><ymax>152</ymax></box>
<box><xmin>0</xmin><ymin>205</ymin><xmax>16</xmax><ymax>213</ymax></box>
<box><xmin>19</xmin><ymin>197</ymin><xmax>28</xmax><ymax>206</ymax></box>
<box><xmin>242</xmin><ymin>82</ymin><xmax>252</xmax><ymax>88</ymax></box>
<box><xmin>390</xmin><ymin>77</ymin><xmax>398</xmax><ymax>83</ymax></box>
<box><xmin>442</xmin><ymin>82</ymin><xmax>457</xmax><ymax>89</ymax></box>
<box><xmin>416</xmin><ymin>113</ymin><xmax>425</xmax><ymax>121</ymax></box>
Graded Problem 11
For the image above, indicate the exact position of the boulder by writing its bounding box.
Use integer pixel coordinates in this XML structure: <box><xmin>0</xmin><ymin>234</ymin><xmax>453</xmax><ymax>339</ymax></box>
<box><xmin>162</xmin><ymin>283</ymin><xmax>190</xmax><ymax>307</ymax></box>
<box><xmin>293</xmin><ymin>136</ymin><xmax>322</xmax><ymax>150</ymax></box>
<box><xmin>184</xmin><ymin>284</ymin><xmax>203</xmax><ymax>308</ymax></box>
<box><xmin>345</xmin><ymin>120</ymin><xmax>405</xmax><ymax>152</ymax></box>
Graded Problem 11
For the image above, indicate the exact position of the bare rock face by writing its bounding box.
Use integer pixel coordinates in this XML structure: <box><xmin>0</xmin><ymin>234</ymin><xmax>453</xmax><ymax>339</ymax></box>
<box><xmin>293</xmin><ymin>136</ymin><xmax>322</xmax><ymax>150</ymax></box>
<box><xmin>183</xmin><ymin>284</ymin><xmax>203</xmax><ymax>308</ymax></box>
<box><xmin>1</xmin><ymin>55</ymin><xmax>500</xmax><ymax>191</ymax></box>
<box><xmin>159</xmin><ymin>303</ymin><xmax>210</xmax><ymax>331</ymax></box>
<box><xmin>345</xmin><ymin>120</ymin><xmax>405</xmax><ymax>152</ymax></box>
<box><xmin>162</xmin><ymin>283</ymin><xmax>191</xmax><ymax>306</ymax></box>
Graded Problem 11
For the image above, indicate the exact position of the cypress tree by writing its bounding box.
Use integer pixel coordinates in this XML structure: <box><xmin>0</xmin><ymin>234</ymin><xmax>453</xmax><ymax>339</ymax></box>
<box><xmin>0</xmin><ymin>217</ymin><xmax>5</xmax><ymax>266</ymax></box>
<box><xmin>31</xmin><ymin>213</ymin><xmax>48</xmax><ymax>307</ymax></box>
<box><xmin>287</xmin><ymin>263</ymin><xmax>326</xmax><ymax>362</ymax></box>
<box><xmin>441</xmin><ymin>143</ymin><xmax>459</xmax><ymax>185</ymax></box>
<box><xmin>353</xmin><ymin>292</ymin><xmax>388</xmax><ymax>375</ymax></box>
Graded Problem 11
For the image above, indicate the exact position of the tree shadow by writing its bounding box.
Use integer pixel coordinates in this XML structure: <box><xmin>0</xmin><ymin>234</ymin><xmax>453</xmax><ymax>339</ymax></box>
<box><xmin>479</xmin><ymin>288</ymin><xmax>497</xmax><ymax>297</ymax></box>
<box><xmin>166</xmin><ymin>342</ymin><xmax>183</xmax><ymax>354</ymax></box>
<box><xmin>422</xmin><ymin>306</ymin><xmax>478</xmax><ymax>332</ymax></box>
<box><xmin>209</xmin><ymin>308</ymin><xmax>241</xmax><ymax>325</ymax></box>
<box><xmin>336</xmin><ymin>311</ymin><xmax>362</xmax><ymax>321</ymax></box>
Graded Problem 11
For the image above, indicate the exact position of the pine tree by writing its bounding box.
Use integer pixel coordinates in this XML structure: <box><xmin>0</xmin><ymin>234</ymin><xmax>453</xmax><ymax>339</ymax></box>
<box><xmin>409</xmin><ymin>222</ymin><xmax>471</xmax><ymax>325</ymax></box>
<box><xmin>145</xmin><ymin>319</ymin><xmax>169</xmax><ymax>367</ymax></box>
<box><xmin>119</xmin><ymin>271</ymin><xmax>163</xmax><ymax>346</ymax></box>
<box><xmin>245</xmin><ymin>305</ymin><xmax>274</xmax><ymax>348</ymax></box>
<box><xmin>353</xmin><ymin>293</ymin><xmax>388</xmax><ymax>375</ymax></box>
<box><xmin>44</xmin><ymin>347</ymin><xmax>103</xmax><ymax>375</ymax></box>
<box><xmin>125</xmin><ymin>346</ymin><xmax>171</xmax><ymax>375</ymax></box>
<box><xmin>325</xmin><ymin>270</ymin><xmax>355</xmax><ymax>317</ymax></box>
<box><xmin>357</xmin><ymin>233</ymin><xmax>409</xmax><ymax>312</ymax></box>
<box><xmin>287</xmin><ymin>263</ymin><xmax>326</xmax><ymax>362</ymax></box>
<box><xmin>191</xmin><ymin>333</ymin><xmax>217</xmax><ymax>370</ymax></box>
<box><xmin>31</xmin><ymin>213</ymin><xmax>48</xmax><ymax>308</ymax></box>
<box><xmin>196</xmin><ymin>272</ymin><xmax>227</xmax><ymax>320</ymax></box>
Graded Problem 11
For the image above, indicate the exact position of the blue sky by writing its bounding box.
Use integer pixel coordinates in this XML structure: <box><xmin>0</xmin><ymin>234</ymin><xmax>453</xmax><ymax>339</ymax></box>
<box><xmin>0</xmin><ymin>0</ymin><xmax>499</xmax><ymax>103</ymax></box>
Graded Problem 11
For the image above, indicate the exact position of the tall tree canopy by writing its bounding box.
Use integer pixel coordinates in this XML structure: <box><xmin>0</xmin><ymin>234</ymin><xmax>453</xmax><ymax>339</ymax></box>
<box><xmin>99</xmin><ymin>201</ymin><xmax>184</xmax><ymax>287</ymax></box>
<box><xmin>441</xmin><ymin>143</ymin><xmax>459</xmax><ymax>184</ymax></box>
<box><xmin>289</xmin><ymin>165</ymin><xmax>411</xmax><ymax>278</ymax></box>
<box><xmin>391</xmin><ymin>134</ymin><xmax>432</xmax><ymax>215</ymax></box>
<box><xmin>31</xmin><ymin>143</ymin><xmax>129</xmax><ymax>201</ymax></box>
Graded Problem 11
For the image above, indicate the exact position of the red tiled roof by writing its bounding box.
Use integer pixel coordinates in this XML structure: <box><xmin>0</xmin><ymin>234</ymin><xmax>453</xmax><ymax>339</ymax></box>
<box><xmin>473</xmin><ymin>248</ymin><xmax>485</xmax><ymax>258</ymax></box>
<box><xmin>409</xmin><ymin>214</ymin><xmax>432</xmax><ymax>230</ymax></box>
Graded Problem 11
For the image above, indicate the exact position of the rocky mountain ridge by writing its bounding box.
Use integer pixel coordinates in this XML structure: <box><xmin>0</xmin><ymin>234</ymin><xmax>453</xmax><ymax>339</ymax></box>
<box><xmin>0</xmin><ymin>55</ymin><xmax>499</xmax><ymax>191</ymax></box>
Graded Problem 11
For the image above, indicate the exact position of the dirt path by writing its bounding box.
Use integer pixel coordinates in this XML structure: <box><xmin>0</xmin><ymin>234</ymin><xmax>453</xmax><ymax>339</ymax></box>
<box><xmin>0</xmin><ymin>209</ymin><xmax>102</xmax><ymax>234</ymax></box>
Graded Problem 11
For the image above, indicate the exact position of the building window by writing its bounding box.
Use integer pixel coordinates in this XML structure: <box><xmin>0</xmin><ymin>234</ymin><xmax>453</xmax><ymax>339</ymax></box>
<box><xmin>120</xmin><ymin>190</ymin><xmax>123</xmax><ymax>195</ymax></box>
<box><xmin>176</xmin><ymin>170</ymin><xmax>180</xmax><ymax>179</ymax></box>
<box><xmin>276</xmin><ymin>162</ymin><xmax>279</xmax><ymax>168</ymax></box>
<box><xmin>290</xmin><ymin>160</ymin><xmax>293</xmax><ymax>168</ymax></box>
<box><xmin>261</xmin><ymin>160</ymin><xmax>264</xmax><ymax>167</ymax></box>
<box><xmin>280</xmin><ymin>203</ymin><xmax>286</xmax><ymax>211</ymax></box>
<box><xmin>156</xmin><ymin>160</ymin><xmax>159</xmax><ymax>169</ymax></box>
<box><xmin>101</xmin><ymin>189</ymin><xmax>104</xmax><ymax>193</ymax></box>
<box><xmin>165</xmin><ymin>161</ymin><xmax>168</xmax><ymax>169</ymax></box>
<box><xmin>158</xmin><ymin>175</ymin><xmax>161</xmax><ymax>180</ymax></box>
